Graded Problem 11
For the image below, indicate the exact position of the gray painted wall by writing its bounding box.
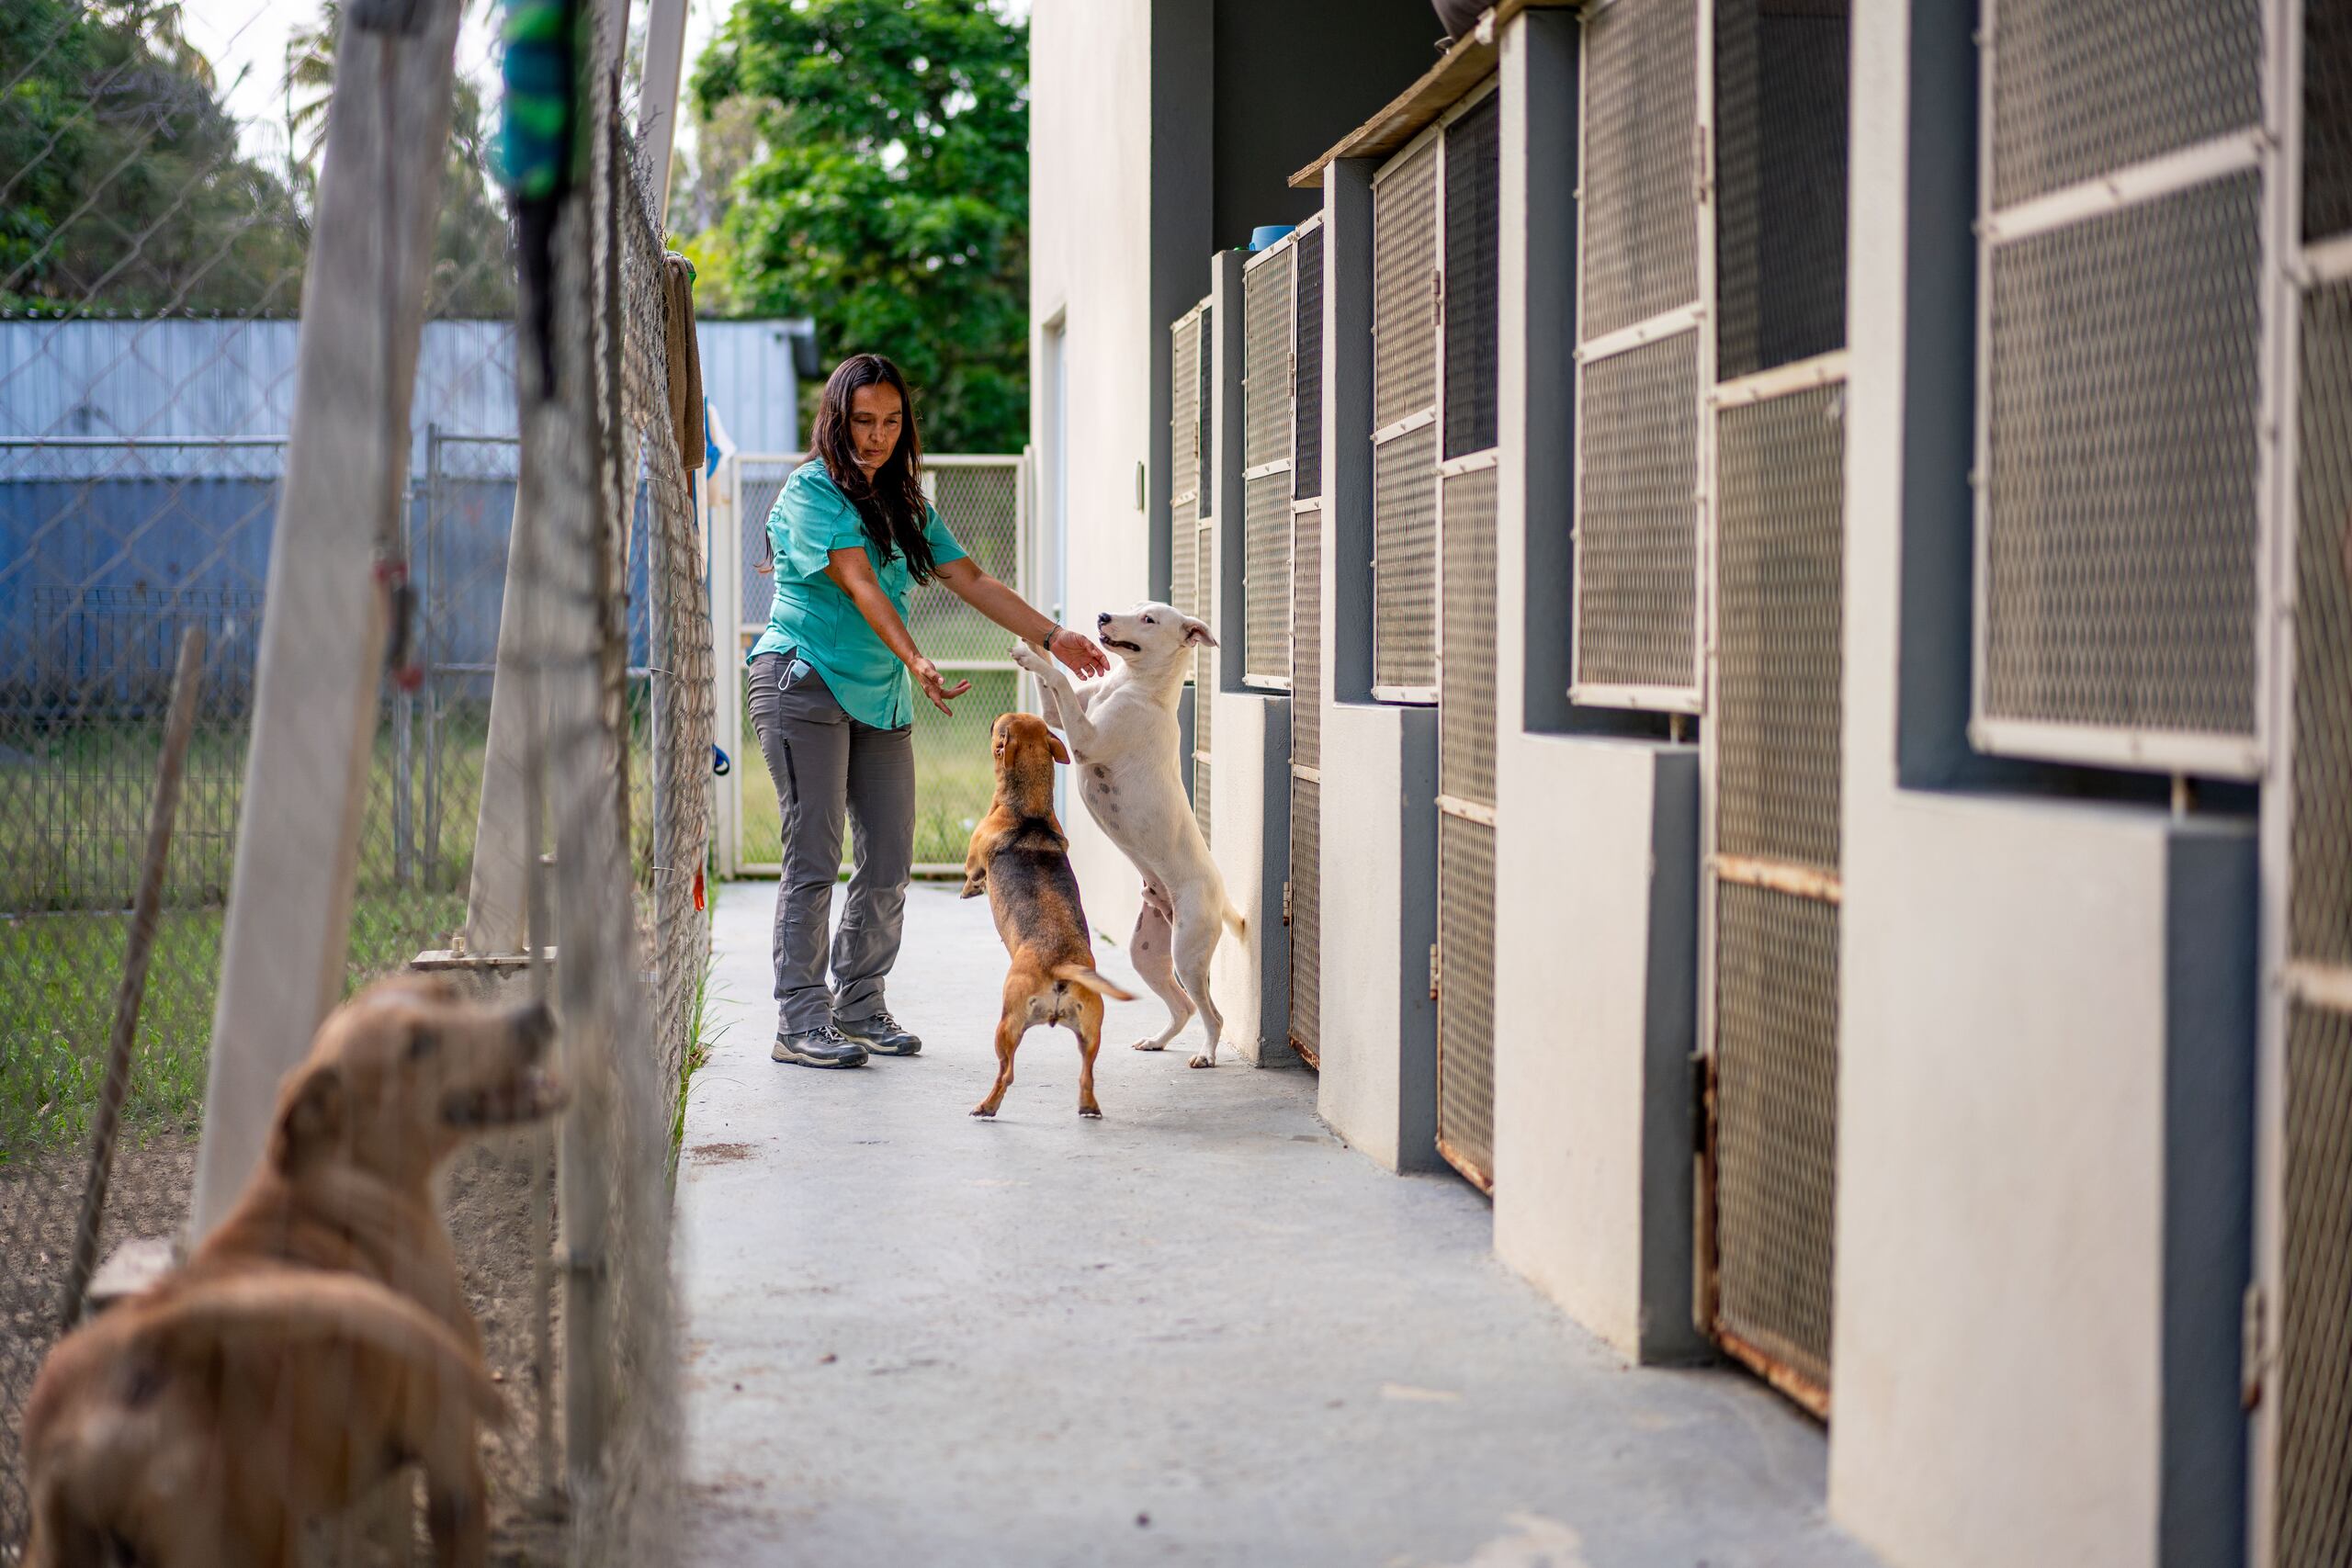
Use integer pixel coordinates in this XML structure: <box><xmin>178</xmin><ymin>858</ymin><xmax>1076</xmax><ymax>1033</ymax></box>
<box><xmin>1209</xmin><ymin>0</ymin><xmax>1447</xmax><ymax>249</ymax></box>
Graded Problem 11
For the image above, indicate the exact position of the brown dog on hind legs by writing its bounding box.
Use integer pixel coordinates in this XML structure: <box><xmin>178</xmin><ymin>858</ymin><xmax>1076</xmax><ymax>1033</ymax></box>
<box><xmin>963</xmin><ymin>711</ymin><xmax>1135</xmax><ymax>1118</ymax></box>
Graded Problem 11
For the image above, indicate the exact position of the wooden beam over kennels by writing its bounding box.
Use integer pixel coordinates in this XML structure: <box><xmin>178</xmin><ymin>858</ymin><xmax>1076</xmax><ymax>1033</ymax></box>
<box><xmin>187</xmin><ymin>0</ymin><xmax>465</xmax><ymax>1241</ymax></box>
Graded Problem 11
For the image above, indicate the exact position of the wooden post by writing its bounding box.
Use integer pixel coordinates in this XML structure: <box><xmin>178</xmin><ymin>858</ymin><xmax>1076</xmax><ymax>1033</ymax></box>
<box><xmin>639</xmin><ymin>0</ymin><xmax>691</xmax><ymax>221</ymax></box>
<box><xmin>62</xmin><ymin>627</ymin><xmax>205</xmax><ymax>1327</ymax></box>
<box><xmin>188</xmin><ymin>0</ymin><xmax>464</xmax><ymax>1240</ymax></box>
<box><xmin>461</xmin><ymin>456</ymin><xmax>541</xmax><ymax>956</ymax></box>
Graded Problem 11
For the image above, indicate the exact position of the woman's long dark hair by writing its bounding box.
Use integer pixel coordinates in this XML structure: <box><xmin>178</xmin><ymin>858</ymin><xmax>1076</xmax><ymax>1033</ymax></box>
<box><xmin>808</xmin><ymin>352</ymin><xmax>938</xmax><ymax>583</ymax></box>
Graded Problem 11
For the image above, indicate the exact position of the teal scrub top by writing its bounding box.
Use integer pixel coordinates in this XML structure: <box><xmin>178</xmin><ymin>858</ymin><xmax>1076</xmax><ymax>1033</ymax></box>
<box><xmin>746</xmin><ymin>461</ymin><xmax>968</xmax><ymax>730</ymax></box>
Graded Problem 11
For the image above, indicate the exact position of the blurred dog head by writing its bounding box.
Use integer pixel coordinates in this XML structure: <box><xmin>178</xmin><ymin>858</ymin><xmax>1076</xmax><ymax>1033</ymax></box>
<box><xmin>270</xmin><ymin>973</ymin><xmax>565</xmax><ymax>1181</ymax></box>
<box><xmin>990</xmin><ymin>710</ymin><xmax>1069</xmax><ymax>808</ymax></box>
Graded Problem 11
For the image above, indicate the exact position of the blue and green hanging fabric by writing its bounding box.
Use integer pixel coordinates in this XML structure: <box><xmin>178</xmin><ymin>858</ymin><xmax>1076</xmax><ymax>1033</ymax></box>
<box><xmin>500</xmin><ymin>0</ymin><xmax>584</xmax><ymax>393</ymax></box>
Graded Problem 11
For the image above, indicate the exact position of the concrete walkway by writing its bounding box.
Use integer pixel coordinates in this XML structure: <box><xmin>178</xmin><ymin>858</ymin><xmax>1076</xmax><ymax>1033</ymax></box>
<box><xmin>676</xmin><ymin>879</ymin><xmax>1879</xmax><ymax>1568</ymax></box>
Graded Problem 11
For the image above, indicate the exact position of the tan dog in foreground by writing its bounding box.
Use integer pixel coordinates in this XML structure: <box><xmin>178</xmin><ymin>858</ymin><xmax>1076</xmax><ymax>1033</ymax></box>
<box><xmin>24</xmin><ymin>973</ymin><xmax>566</xmax><ymax>1565</ymax></box>
<box><xmin>23</xmin><ymin>1266</ymin><xmax>505</xmax><ymax>1568</ymax></box>
<box><xmin>963</xmin><ymin>711</ymin><xmax>1135</xmax><ymax>1118</ymax></box>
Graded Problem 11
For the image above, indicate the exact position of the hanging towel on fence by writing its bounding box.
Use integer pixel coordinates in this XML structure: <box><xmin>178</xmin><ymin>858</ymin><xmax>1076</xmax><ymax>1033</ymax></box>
<box><xmin>661</xmin><ymin>254</ymin><xmax>704</xmax><ymax>499</ymax></box>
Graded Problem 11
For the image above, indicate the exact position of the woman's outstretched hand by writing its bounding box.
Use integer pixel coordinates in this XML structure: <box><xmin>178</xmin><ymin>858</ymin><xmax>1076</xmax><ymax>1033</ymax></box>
<box><xmin>1047</xmin><ymin>627</ymin><xmax>1111</xmax><ymax>679</ymax></box>
<box><xmin>911</xmin><ymin>656</ymin><xmax>972</xmax><ymax>716</ymax></box>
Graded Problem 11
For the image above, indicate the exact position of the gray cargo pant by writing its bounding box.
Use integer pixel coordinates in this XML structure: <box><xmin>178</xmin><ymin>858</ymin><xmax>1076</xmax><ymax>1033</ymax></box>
<box><xmin>746</xmin><ymin>650</ymin><xmax>916</xmax><ymax>1032</ymax></box>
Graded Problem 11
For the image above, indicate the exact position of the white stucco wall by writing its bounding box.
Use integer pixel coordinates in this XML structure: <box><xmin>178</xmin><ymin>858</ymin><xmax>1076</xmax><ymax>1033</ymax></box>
<box><xmin>1208</xmin><ymin>690</ymin><xmax>1292</xmax><ymax>1066</ymax></box>
<box><xmin>1832</xmin><ymin>7</ymin><xmax>2253</xmax><ymax>1563</ymax></box>
<box><xmin>1029</xmin><ymin>0</ymin><xmax>1159</xmax><ymax>947</ymax></box>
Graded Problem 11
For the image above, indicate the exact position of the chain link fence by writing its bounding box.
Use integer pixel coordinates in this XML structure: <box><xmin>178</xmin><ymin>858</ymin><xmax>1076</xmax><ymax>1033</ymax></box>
<box><xmin>721</xmin><ymin>451</ymin><xmax>1027</xmax><ymax>876</ymax></box>
<box><xmin>0</xmin><ymin>1</ymin><xmax>709</xmax><ymax>1558</ymax></box>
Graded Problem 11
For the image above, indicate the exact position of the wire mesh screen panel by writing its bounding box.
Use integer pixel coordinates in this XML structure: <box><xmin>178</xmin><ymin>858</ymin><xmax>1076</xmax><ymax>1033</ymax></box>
<box><xmin>1712</xmin><ymin>879</ymin><xmax>1839</xmax><ymax>1403</ymax></box>
<box><xmin>1171</xmin><ymin>309</ymin><xmax>1204</xmax><ymax>516</ymax></box>
<box><xmin>1289</xmin><ymin>775</ymin><xmax>1321</xmax><ymax>1065</ymax></box>
<box><xmin>1374</xmin><ymin>141</ymin><xmax>1442</xmax><ymax>433</ymax></box>
<box><xmin>1574</xmin><ymin>333</ymin><xmax>1700</xmax><ymax>696</ymax></box>
<box><xmin>1714</xmin><ymin>386</ymin><xmax>1843</xmax><ymax>871</ymax></box>
<box><xmin>1440</xmin><ymin>467</ymin><xmax>1498</xmax><ymax>805</ymax></box>
<box><xmin>1294</xmin><ymin>506</ymin><xmax>1323</xmax><ymax>771</ymax></box>
<box><xmin>1437</xmin><ymin>812</ymin><xmax>1497</xmax><ymax>1190</ymax></box>
<box><xmin>1195</xmin><ymin>525</ymin><xmax>1214</xmax><ymax>846</ymax></box>
<box><xmin>1244</xmin><ymin>251</ymin><xmax>1295</xmax><ymax>472</ymax></box>
<box><xmin>1244</xmin><ymin>471</ymin><xmax>1294</xmax><ymax>686</ymax></box>
<box><xmin>1172</xmin><ymin>497</ymin><xmax>1200</xmax><ymax>637</ymax></box>
<box><xmin>2290</xmin><ymin>284</ymin><xmax>2352</xmax><ymax>971</ymax></box>
<box><xmin>1197</xmin><ymin>310</ymin><xmax>1216</xmax><ymax>520</ymax></box>
<box><xmin>1581</xmin><ymin>0</ymin><xmax>1700</xmax><ymax>341</ymax></box>
<box><xmin>1445</xmin><ymin>96</ymin><xmax>1502</xmax><ymax>458</ymax></box>
<box><xmin>1978</xmin><ymin>173</ymin><xmax>2262</xmax><ymax>755</ymax></box>
<box><xmin>2278</xmin><ymin>1000</ymin><xmax>2352</xmax><ymax>1568</ymax></box>
<box><xmin>2310</xmin><ymin>6</ymin><xmax>2352</xmax><ymax>243</ymax></box>
<box><xmin>2274</xmin><ymin>279</ymin><xmax>2352</xmax><ymax>1568</ymax></box>
<box><xmin>1985</xmin><ymin>0</ymin><xmax>2261</xmax><ymax>212</ymax></box>
<box><xmin>1374</xmin><ymin>422</ymin><xmax>1440</xmax><ymax>691</ymax></box>
<box><xmin>1713</xmin><ymin>0</ymin><xmax>1850</xmax><ymax>380</ymax></box>
<box><xmin>1295</xmin><ymin>228</ymin><xmax>1326</xmax><ymax>501</ymax></box>
<box><xmin>1242</xmin><ymin>249</ymin><xmax>1295</xmax><ymax>688</ymax></box>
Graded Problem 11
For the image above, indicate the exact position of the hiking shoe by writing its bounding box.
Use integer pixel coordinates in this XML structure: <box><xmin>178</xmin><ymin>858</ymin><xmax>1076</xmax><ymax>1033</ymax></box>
<box><xmin>773</xmin><ymin>1025</ymin><xmax>869</xmax><ymax>1068</ymax></box>
<box><xmin>836</xmin><ymin>1010</ymin><xmax>922</xmax><ymax>1056</ymax></box>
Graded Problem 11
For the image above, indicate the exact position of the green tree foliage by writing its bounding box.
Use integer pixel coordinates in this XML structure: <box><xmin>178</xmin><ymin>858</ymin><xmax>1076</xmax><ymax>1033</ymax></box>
<box><xmin>2</xmin><ymin>0</ymin><xmax>513</xmax><ymax>319</ymax></box>
<box><xmin>688</xmin><ymin>0</ymin><xmax>1029</xmax><ymax>453</ymax></box>
<box><xmin>2</xmin><ymin>0</ymin><xmax>309</xmax><ymax>314</ymax></box>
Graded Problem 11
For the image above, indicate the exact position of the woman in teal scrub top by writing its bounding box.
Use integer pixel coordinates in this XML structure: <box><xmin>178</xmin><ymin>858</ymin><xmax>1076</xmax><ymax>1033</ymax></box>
<box><xmin>748</xmin><ymin>353</ymin><xmax>1109</xmax><ymax>1069</ymax></box>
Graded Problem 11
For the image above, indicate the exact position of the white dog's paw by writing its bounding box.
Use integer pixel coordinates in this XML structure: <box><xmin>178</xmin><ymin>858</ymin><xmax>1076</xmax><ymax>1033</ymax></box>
<box><xmin>1132</xmin><ymin>1038</ymin><xmax>1168</xmax><ymax>1052</ymax></box>
<box><xmin>1009</xmin><ymin>640</ymin><xmax>1051</xmax><ymax>676</ymax></box>
<box><xmin>1187</xmin><ymin>1052</ymin><xmax>1216</xmax><ymax>1069</ymax></box>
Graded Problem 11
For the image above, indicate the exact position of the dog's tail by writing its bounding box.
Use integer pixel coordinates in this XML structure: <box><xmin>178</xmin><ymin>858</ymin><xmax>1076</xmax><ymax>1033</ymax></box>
<box><xmin>1053</xmin><ymin>964</ymin><xmax>1138</xmax><ymax>1002</ymax></box>
<box><xmin>1223</xmin><ymin>902</ymin><xmax>1247</xmax><ymax>939</ymax></box>
<box><xmin>145</xmin><ymin>1268</ymin><xmax>508</xmax><ymax>1427</ymax></box>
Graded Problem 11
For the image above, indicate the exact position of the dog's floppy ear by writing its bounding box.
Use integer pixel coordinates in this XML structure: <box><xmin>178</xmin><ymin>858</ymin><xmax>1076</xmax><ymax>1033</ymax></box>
<box><xmin>959</xmin><ymin>864</ymin><xmax>987</xmax><ymax>899</ymax></box>
<box><xmin>1182</xmin><ymin>617</ymin><xmax>1217</xmax><ymax>648</ymax></box>
<box><xmin>1047</xmin><ymin>733</ymin><xmax>1070</xmax><ymax>764</ymax></box>
<box><xmin>271</xmin><ymin>1063</ymin><xmax>346</xmax><ymax>1168</ymax></box>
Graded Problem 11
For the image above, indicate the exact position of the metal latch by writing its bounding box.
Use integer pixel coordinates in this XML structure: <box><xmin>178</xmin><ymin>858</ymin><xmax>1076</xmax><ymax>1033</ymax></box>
<box><xmin>1429</xmin><ymin>941</ymin><xmax>1441</xmax><ymax>1000</ymax></box>
<box><xmin>1282</xmin><ymin>880</ymin><xmax>1293</xmax><ymax>925</ymax></box>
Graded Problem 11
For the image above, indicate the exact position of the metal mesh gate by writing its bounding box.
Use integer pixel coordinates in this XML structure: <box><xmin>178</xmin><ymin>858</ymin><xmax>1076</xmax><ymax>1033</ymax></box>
<box><xmin>1372</xmin><ymin>137</ymin><xmax>1441</xmax><ymax>698</ymax></box>
<box><xmin>1573</xmin><ymin>0</ymin><xmax>1702</xmax><ymax>711</ymax></box>
<box><xmin>2275</xmin><ymin>263</ymin><xmax>2352</xmax><ymax>1567</ymax></box>
<box><xmin>1241</xmin><ymin>232</ymin><xmax>1296</xmax><ymax>688</ymax></box>
<box><xmin>1973</xmin><ymin>0</ymin><xmax>2267</xmax><ymax>775</ymax></box>
<box><xmin>1437</xmin><ymin>465</ymin><xmax>1498</xmax><ymax>1187</ymax></box>
<box><xmin>1706</xmin><ymin>377</ymin><xmax>1845</xmax><ymax>1416</ymax></box>
<box><xmin>1290</xmin><ymin>224</ymin><xmax>1326</xmax><ymax>1067</ymax></box>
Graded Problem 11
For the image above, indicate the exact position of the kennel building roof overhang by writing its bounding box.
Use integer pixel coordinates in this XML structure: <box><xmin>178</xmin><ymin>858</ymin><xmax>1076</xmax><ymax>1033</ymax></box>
<box><xmin>1289</xmin><ymin>0</ymin><xmax>1576</xmax><ymax>189</ymax></box>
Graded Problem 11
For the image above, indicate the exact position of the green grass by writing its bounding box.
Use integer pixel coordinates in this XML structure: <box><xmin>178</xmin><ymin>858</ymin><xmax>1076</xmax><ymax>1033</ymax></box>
<box><xmin>0</xmin><ymin>891</ymin><xmax>467</xmax><ymax>1158</ymax></box>
<box><xmin>735</xmin><ymin>667</ymin><xmax>1016</xmax><ymax>870</ymax></box>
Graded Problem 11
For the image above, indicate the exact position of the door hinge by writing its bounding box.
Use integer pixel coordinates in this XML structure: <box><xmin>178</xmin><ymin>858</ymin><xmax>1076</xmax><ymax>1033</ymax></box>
<box><xmin>1432</xmin><ymin>265</ymin><xmax>1445</xmax><ymax>330</ymax></box>
<box><xmin>2243</xmin><ymin>1281</ymin><xmax>2268</xmax><ymax>1411</ymax></box>
<box><xmin>1282</xmin><ymin>880</ymin><xmax>1294</xmax><ymax>924</ymax></box>
<box><xmin>1430</xmin><ymin>941</ymin><xmax>1442</xmax><ymax>1000</ymax></box>
<box><xmin>1694</xmin><ymin>122</ymin><xmax>1713</xmax><ymax>202</ymax></box>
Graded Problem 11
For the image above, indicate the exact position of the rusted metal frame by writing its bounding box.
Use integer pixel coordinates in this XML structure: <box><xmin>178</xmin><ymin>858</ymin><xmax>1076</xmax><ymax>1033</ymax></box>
<box><xmin>1715</xmin><ymin>1321</ymin><xmax>1832</xmax><ymax>1421</ymax></box>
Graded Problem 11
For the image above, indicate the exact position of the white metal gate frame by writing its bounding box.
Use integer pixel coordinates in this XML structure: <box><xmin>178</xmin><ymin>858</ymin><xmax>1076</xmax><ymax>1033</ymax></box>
<box><xmin>1371</xmin><ymin>118</ymin><xmax>1446</xmax><ymax>707</ymax></box>
<box><xmin>708</xmin><ymin>450</ymin><xmax>1027</xmax><ymax>877</ymax></box>
<box><xmin>1967</xmin><ymin>0</ymin><xmax>2282</xmax><ymax>781</ymax></box>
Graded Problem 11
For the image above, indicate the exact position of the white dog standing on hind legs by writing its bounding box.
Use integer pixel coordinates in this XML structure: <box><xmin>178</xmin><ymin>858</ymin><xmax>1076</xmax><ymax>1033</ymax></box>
<box><xmin>1010</xmin><ymin>602</ymin><xmax>1245</xmax><ymax>1068</ymax></box>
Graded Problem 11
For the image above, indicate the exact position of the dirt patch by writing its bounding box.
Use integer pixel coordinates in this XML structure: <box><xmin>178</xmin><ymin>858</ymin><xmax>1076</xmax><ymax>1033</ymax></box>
<box><xmin>0</xmin><ymin>1129</ymin><xmax>571</xmax><ymax>1565</ymax></box>
<box><xmin>686</xmin><ymin>1141</ymin><xmax>755</xmax><ymax>1165</ymax></box>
